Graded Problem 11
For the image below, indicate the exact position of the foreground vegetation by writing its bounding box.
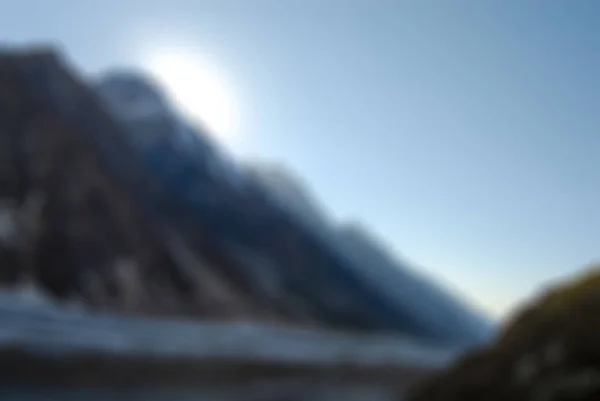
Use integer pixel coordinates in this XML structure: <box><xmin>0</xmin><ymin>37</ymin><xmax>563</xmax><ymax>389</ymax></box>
<box><xmin>408</xmin><ymin>263</ymin><xmax>600</xmax><ymax>401</ymax></box>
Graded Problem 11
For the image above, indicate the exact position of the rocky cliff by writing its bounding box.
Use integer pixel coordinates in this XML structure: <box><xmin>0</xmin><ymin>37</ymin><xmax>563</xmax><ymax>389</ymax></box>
<box><xmin>407</xmin><ymin>265</ymin><xmax>600</xmax><ymax>401</ymax></box>
<box><xmin>0</xmin><ymin>47</ymin><xmax>279</xmax><ymax>320</ymax></box>
<box><xmin>0</xmin><ymin>46</ymin><xmax>491</xmax><ymax>347</ymax></box>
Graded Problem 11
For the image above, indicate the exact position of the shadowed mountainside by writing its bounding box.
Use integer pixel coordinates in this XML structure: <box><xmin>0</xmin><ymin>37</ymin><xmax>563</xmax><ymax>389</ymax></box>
<box><xmin>245</xmin><ymin>162</ymin><xmax>492</xmax><ymax>346</ymax></box>
<box><xmin>0</xmin><ymin>46</ymin><xmax>490</xmax><ymax>347</ymax></box>
<box><xmin>0</xmin><ymin>47</ymin><xmax>274</xmax><ymax>320</ymax></box>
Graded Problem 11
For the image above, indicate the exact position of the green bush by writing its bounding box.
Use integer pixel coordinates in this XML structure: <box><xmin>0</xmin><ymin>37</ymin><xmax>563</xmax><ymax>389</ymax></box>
<box><xmin>407</xmin><ymin>263</ymin><xmax>600</xmax><ymax>401</ymax></box>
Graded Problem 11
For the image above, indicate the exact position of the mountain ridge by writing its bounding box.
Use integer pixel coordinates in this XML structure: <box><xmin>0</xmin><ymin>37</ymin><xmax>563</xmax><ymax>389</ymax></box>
<box><xmin>0</xmin><ymin>47</ymin><xmax>491</xmax><ymax>347</ymax></box>
<box><xmin>244</xmin><ymin>159</ymin><xmax>492</xmax><ymax>342</ymax></box>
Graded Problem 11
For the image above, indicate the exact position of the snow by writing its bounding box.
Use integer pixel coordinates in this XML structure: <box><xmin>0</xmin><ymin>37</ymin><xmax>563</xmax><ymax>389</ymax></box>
<box><xmin>0</xmin><ymin>202</ymin><xmax>17</xmax><ymax>246</ymax></box>
<box><xmin>0</xmin><ymin>291</ymin><xmax>458</xmax><ymax>370</ymax></box>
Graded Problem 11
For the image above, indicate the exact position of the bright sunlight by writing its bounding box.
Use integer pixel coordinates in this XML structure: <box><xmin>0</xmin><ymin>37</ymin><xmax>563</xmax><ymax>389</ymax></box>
<box><xmin>145</xmin><ymin>48</ymin><xmax>239</xmax><ymax>143</ymax></box>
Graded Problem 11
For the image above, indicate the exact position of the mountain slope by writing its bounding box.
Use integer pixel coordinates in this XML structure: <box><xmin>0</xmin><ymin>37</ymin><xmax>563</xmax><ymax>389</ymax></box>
<box><xmin>0</xmin><ymin>47</ymin><xmax>490</xmax><ymax>347</ymax></box>
<box><xmin>246</xmin><ymin>161</ymin><xmax>492</xmax><ymax>345</ymax></box>
<box><xmin>96</xmin><ymin>68</ymin><xmax>492</xmax><ymax>346</ymax></box>
<box><xmin>335</xmin><ymin>224</ymin><xmax>492</xmax><ymax>344</ymax></box>
<box><xmin>0</xmin><ymin>48</ymin><xmax>277</xmax><ymax>320</ymax></box>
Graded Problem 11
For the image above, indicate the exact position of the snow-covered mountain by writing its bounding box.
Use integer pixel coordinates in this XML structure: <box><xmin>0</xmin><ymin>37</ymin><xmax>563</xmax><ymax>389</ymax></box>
<box><xmin>93</xmin><ymin>69</ymin><xmax>492</xmax><ymax>346</ymax></box>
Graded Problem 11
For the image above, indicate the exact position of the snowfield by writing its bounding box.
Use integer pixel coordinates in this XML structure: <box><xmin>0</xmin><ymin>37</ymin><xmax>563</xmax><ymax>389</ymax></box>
<box><xmin>0</xmin><ymin>288</ymin><xmax>458</xmax><ymax>369</ymax></box>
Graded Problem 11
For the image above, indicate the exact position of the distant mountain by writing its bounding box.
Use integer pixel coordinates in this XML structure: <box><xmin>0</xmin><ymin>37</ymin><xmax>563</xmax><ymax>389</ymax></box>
<box><xmin>0</xmin><ymin>47</ymin><xmax>491</xmax><ymax>349</ymax></box>
<box><xmin>246</xmin><ymin>161</ymin><xmax>492</xmax><ymax>345</ymax></box>
<box><xmin>95</xmin><ymin>68</ymin><xmax>493</xmax><ymax>346</ymax></box>
<box><xmin>335</xmin><ymin>223</ymin><xmax>492</xmax><ymax>343</ymax></box>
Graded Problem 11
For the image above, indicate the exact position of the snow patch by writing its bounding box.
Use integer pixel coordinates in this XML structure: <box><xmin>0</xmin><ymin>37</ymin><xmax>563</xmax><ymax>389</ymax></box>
<box><xmin>0</xmin><ymin>202</ymin><xmax>18</xmax><ymax>247</ymax></box>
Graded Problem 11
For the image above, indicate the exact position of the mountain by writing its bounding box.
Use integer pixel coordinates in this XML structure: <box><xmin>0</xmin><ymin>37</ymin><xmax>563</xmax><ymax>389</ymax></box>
<box><xmin>96</xmin><ymin>71</ymin><xmax>247</xmax><ymax>190</ymax></box>
<box><xmin>0</xmin><ymin>48</ymin><xmax>274</xmax><ymax>319</ymax></box>
<box><xmin>335</xmin><ymin>224</ymin><xmax>492</xmax><ymax>344</ymax></box>
<box><xmin>0</xmin><ymin>46</ymin><xmax>490</xmax><ymax>347</ymax></box>
<box><xmin>95</xmin><ymin>67</ymin><xmax>493</xmax><ymax>346</ymax></box>
<box><xmin>246</xmin><ymin>161</ymin><xmax>492</xmax><ymax>346</ymax></box>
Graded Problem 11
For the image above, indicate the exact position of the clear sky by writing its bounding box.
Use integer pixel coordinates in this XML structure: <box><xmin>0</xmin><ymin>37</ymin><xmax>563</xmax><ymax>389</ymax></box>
<box><xmin>2</xmin><ymin>0</ymin><xmax>598</xmax><ymax>318</ymax></box>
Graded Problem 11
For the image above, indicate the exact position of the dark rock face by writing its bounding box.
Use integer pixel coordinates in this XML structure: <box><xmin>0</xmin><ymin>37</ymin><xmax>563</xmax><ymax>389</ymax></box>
<box><xmin>407</xmin><ymin>267</ymin><xmax>600</xmax><ymax>401</ymax></box>
<box><xmin>0</xmin><ymin>48</ymin><xmax>268</xmax><ymax>319</ymax></box>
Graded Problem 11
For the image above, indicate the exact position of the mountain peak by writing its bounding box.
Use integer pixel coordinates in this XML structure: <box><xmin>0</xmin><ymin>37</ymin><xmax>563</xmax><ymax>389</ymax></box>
<box><xmin>245</xmin><ymin>161</ymin><xmax>328</xmax><ymax>225</ymax></box>
<box><xmin>95</xmin><ymin>69</ymin><xmax>171</xmax><ymax>121</ymax></box>
<box><xmin>97</xmin><ymin>70</ymin><xmax>164</xmax><ymax>99</ymax></box>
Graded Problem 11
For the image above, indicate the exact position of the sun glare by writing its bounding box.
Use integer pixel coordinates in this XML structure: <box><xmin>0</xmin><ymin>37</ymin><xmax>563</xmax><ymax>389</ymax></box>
<box><xmin>145</xmin><ymin>49</ymin><xmax>239</xmax><ymax>142</ymax></box>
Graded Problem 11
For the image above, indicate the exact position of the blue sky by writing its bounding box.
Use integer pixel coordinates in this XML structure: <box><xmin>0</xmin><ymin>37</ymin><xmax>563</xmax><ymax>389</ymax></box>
<box><xmin>2</xmin><ymin>1</ymin><xmax>598</xmax><ymax>317</ymax></box>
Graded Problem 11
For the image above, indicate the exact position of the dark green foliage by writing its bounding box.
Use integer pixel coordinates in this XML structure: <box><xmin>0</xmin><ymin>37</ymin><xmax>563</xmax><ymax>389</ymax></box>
<box><xmin>408</xmin><ymin>264</ymin><xmax>600</xmax><ymax>401</ymax></box>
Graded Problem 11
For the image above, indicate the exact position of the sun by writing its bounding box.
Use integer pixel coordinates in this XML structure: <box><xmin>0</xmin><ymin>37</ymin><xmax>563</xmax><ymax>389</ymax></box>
<box><xmin>144</xmin><ymin>49</ymin><xmax>239</xmax><ymax>143</ymax></box>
